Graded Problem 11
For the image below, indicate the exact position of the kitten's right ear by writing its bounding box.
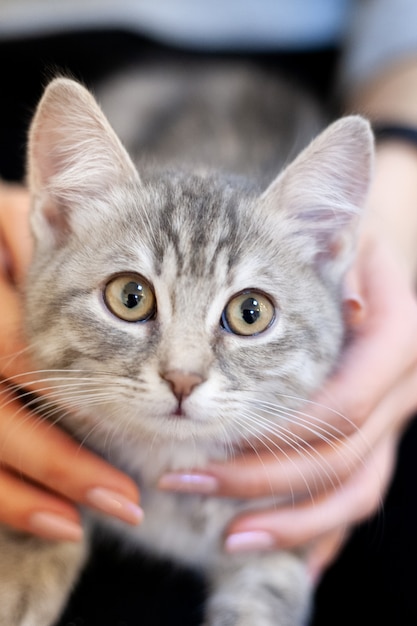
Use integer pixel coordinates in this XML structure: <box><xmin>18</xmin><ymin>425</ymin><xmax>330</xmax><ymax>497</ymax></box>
<box><xmin>27</xmin><ymin>77</ymin><xmax>139</xmax><ymax>247</ymax></box>
<box><xmin>260</xmin><ymin>115</ymin><xmax>374</xmax><ymax>286</ymax></box>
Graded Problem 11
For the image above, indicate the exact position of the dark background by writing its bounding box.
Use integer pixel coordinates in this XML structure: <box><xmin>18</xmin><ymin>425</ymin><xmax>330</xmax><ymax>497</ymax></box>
<box><xmin>1</xmin><ymin>29</ymin><xmax>416</xmax><ymax>626</ymax></box>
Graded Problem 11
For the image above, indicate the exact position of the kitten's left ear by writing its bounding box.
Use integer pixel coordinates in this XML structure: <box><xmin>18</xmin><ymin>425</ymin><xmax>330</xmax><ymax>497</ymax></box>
<box><xmin>261</xmin><ymin>115</ymin><xmax>374</xmax><ymax>285</ymax></box>
<box><xmin>27</xmin><ymin>77</ymin><xmax>139</xmax><ymax>248</ymax></box>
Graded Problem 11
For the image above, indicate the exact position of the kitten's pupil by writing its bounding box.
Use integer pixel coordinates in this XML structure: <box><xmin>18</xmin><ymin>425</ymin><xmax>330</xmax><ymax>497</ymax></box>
<box><xmin>241</xmin><ymin>297</ymin><xmax>260</xmax><ymax>324</ymax></box>
<box><xmin>123</xmin><ymin>282</ymin><xmax>143</xmax><ymax>309</ymax></box>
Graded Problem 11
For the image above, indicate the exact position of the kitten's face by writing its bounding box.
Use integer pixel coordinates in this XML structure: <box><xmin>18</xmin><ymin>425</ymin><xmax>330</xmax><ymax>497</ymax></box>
<box><xmin>25</xmin><ymin>78</ymin><xmax>373</xmax><ymax>460</ymax></box>
<box><xmin>26</xmin><ymin>175</ymin><xmax>342</xmax><ymax>450</ymax></box>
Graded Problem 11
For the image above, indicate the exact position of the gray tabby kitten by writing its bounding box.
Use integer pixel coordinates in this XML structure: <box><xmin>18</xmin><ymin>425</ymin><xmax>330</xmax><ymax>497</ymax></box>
<box><xmin>0</xmin><ymin>64</ymin><xmax>373</xmax><ymax>625</ymax></box>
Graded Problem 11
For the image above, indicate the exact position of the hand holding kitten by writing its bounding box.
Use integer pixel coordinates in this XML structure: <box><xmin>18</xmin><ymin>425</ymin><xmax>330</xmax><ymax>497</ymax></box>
<box><xmin>168</xmin><ymin>231</ymin><xmax>416</xmax><ymax>578</ymax></box>
<box><xmin>157</xmin><ymin>137</ymin><xmax>417</xmax><ymax>577</ymax></box>
<box><xmin>0</xmin><ymin>181</ymin><xmax>142</xmax><ymax>540</ymax></box>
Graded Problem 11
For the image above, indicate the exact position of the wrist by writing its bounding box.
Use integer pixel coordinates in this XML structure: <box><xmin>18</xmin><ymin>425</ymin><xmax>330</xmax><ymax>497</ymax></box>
<box><xmin>362</xmin><ymin>140</ymin><xmax>417</xmax><ymax>285</ymax></box>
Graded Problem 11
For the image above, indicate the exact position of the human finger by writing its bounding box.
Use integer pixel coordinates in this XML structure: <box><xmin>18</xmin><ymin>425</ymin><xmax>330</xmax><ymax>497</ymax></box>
<box><xmin>304</xmin><ymin>527</ymin><xmax>349</xmax><ymax>585</ymax></box>
<box><xmin>305</xmin><ymin>241</ymin><xmax>417</xmax><ymax>438</ymax></box>
<box><xmin>0</xmin><ymin>183</ymin><xmax>34</xmax><ymax>383</ymax></box>
<box><xmin>0</xmin><ymin>465</ymin><xmax>82</xmax><ymax>540</ymax></box>
<box><xmin>222</xmin><ymin>436</ymin><xmax>395</xmax><ymax>553</ymax></box>
<box><xmin>0</xmin><ymin>267</ymin><xmax>29</xmax><ymax>380</ymax></box>
<box><xmin>0</xmin><ymin>182</ymin><xmax>32</xmax><ymax>283</ymax></box>
<box><xmin>0</xmin><ymin>389</ymin><xmax>143</xmax><ymax>537</ymax></box>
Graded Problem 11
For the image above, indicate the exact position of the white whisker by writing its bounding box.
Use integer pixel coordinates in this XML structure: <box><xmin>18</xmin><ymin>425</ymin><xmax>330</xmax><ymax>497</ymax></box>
<box><xmin>239</xmin><ymin>408</ymin><xmax>338</xmax><ymax>499</ymax></box>
<box><xmin>248</xmin><ymin>397</ymin><xmax>371</xmax><ymax>480</ymax></box>
<box><xmin>233</xmin><ymin>412</ymin><xmax>305</xmax><ymax>506</ymax></box>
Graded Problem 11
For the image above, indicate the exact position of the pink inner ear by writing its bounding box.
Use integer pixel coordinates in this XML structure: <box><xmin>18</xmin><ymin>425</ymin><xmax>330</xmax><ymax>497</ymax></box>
<box><xmin>343</xmin><ymin>295</ymin><xmax>365</xmax><ymax>327</ymax></box>
<box><xmin>41</xmin><ymin>198</ymin><xmax>71</xmax><ymax>245</ymax></box>
<box><xmin>257</xmin><ymin>128</ymin><xmax>372</xmax><ymax>288</ymax></box>
<box><xmin>30</xmin><ymin>136</ymin><xmax>68</xmax><ymax>195</ymax></box>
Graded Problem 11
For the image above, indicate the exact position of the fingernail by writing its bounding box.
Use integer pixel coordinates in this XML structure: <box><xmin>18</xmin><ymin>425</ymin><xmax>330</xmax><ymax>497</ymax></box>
<box><xmin>158</xmin><ymin>473</ymin><xmax>218</xmax><ymax>494</ymax></box>
<box><xmin>224</xmin><ymin>531</ymin><xmax>276</xmax><ymax>554</ymax></box>
<box><xmin>86</xmin><ymin>487</ymin><xmax>143</xmax><ymax>525</ymax></box>
<box><xmin>29</xmin><ymin>512</ymin><xmax>83</xmax><ymax>542</ymax></box>
<box><xmin>343</xmin><ymin>292</ymin><xmax>365</xmax><ymax>326</ymax></box>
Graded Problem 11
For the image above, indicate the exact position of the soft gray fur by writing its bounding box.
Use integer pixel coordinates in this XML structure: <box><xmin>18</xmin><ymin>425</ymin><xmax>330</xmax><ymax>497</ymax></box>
<box><xmin>1</xmin><ymin>64</ymin><xmax>373</xmax><ymax>625</ymax></box>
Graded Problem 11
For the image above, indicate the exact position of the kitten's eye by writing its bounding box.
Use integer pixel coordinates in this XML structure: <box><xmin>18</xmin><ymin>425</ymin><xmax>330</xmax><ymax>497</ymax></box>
<box><xmin>104</xmin><ymin>274</ymin><xmax>156</xmax><ymax>322</ymax></box>
<box><xmin>221</xmin><ymin>290</ymin><xmax>275</xmax><ymax>336</ymax></box>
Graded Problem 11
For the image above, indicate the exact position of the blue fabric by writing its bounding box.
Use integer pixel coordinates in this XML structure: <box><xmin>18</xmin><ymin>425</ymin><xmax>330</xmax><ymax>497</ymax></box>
<box><xmin>0</xmin><ymin>0</ymin><xmax>351</xmax><ymax>49</ymax></box>
<box><xmin>116</xmin><ymin>0</ymin><xmax>352</xmax><ymax>50</ymax></box>
<box><xmin>1</xmin><ymin>0</ymin><xmax>417</xmax><ymax>88</ymax></box>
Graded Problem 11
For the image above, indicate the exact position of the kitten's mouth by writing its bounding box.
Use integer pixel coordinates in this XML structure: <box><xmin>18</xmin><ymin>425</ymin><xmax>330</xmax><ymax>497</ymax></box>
<box><xmin>171</xmin><ymin>402</ymin><xmax>187</xmax><ymax>418</ymax></box>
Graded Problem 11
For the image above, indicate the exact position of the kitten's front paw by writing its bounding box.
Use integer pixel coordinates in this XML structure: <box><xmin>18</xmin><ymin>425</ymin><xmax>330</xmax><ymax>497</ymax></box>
<box><xmin>0</xmin><ymin>527</ymin><xmax>86</xmax><ymax>626</ymax></box>
<box><xmin>205</xmin><ymin>552</ymin><xmax>311</xmax><ymax>626</ymax></box>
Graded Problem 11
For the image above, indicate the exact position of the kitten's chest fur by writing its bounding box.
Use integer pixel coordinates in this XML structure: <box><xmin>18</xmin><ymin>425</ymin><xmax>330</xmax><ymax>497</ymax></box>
<box><xmin>106</xmin><ymin>483</ymin><xmax>238</xmax><ymax>567</ymax></box>
<box><xmin>97</xmin><ymin>446</ymin><xmax>278</xmax><ymax>570</ymax></box>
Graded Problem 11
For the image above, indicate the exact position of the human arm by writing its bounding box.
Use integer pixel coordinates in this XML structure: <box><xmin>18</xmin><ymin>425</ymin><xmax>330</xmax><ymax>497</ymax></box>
<box><xmin>0</xmin><ymin>181</ymin><xmax>143</xmax><ymax>540</ymax></box>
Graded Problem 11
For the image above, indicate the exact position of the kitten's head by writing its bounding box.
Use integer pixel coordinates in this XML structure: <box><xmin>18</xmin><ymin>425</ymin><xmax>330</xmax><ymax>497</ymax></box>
<box><xmin>25</xmin><ymin>78</ymin><xmax>373</xmax><ymax>463</ymax></box>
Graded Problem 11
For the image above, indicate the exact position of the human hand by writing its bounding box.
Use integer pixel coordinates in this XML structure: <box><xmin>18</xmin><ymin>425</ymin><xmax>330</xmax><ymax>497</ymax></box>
<box><xmin>0</xmin><ymin>181</ymin><xmax>143</xmax><ymax>541</ymax></box>
<box><xmin>158</xmin><ymin>231</ymin><xmax>417</xmax><ymax>581</ymax></box>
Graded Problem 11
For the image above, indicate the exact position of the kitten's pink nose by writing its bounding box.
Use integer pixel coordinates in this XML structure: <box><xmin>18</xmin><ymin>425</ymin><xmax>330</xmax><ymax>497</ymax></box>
<box><xmin>162</xmin><ymin>370</ymin><xmax>204</xmax><ymax>400</ymax></box>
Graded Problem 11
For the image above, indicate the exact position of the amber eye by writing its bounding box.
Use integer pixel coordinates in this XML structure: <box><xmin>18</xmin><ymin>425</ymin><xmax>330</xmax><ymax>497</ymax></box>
<box><xmin>104</xmin><ymin>274</ymin><xmax>156</xmax><ymax>322</ymax></box>
<box><xmin>221</xmin><ymin>290</ymin><xmax>275</xmax><ymax>336</ymax></box>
